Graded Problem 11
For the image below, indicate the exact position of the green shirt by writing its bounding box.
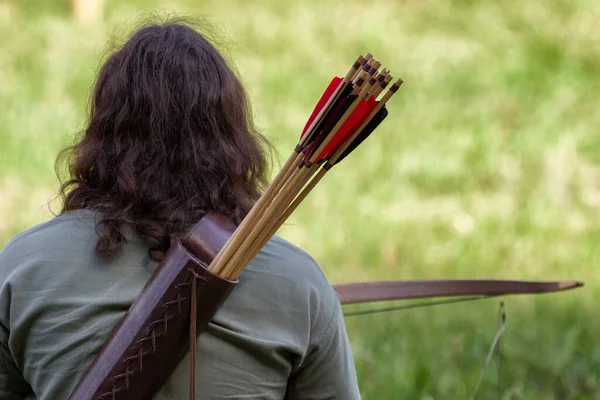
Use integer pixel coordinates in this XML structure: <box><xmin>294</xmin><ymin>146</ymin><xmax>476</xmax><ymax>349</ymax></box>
<box><xmin>0</xmin><ymin>209</ymin><xmax>360</xmax><ymax>399</ymax></box>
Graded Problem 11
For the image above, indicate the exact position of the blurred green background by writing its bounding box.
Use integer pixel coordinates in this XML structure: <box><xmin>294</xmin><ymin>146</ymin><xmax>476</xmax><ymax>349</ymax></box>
<box><xmin>1</xmin><ymin>0</ymin><xmax>598</xmax><ymax>398</ymax></box>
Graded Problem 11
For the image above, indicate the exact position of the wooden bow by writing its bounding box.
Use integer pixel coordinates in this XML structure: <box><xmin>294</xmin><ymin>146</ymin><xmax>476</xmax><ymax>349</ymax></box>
<box><xmin>333</xmin><ymin>279</ymin><xmax>584</xmax><ymax>397</ymax></box>
<box><xmin>333</xmin><ymin>279</ymin><xmax>583</xmax><ymax>306</ymax></box>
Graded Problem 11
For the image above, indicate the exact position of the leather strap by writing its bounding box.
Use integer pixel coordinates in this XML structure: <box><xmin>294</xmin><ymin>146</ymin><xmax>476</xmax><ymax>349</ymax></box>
<box><xmin>190</xmin><ymin>273</ymin><xmax>198</xmax><ymax>400</ymax></box>
<box><xmin>181</xmin><ymin>214</ymin><xmax>237</xmax><ymax>400</ymax></box>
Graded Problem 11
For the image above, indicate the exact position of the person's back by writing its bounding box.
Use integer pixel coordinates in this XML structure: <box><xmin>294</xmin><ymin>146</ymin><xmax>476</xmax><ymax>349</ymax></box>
<box><xmin>0</xmin><ymin>19</ymin><xmax>360</xmax><ymax>399</ymax></box>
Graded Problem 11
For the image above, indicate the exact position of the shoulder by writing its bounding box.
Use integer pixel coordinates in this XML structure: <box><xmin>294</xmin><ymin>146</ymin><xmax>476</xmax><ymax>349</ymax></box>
<box><xmin>0</xmin><ymin>209</ymin><xmax>154</xmax><ymax>286</ymax></box>
<box><xmin>242</xmin><ymin>235</ymin><xmax>340</xmax><ymax>329</ymax></box>
<box><xmin>0</xmin><ymin>210</ymin><xmax>105</xmax><ymax>305</ymax></box>
<box><xmin>0</xmin><ymin>210</ymin><xmax>98</xmax><ymax>264</ymax></box>
<box><xmin>248</xmin><ymin>235</ymin><xmax>335</xmax><ymax>297</ymax></box>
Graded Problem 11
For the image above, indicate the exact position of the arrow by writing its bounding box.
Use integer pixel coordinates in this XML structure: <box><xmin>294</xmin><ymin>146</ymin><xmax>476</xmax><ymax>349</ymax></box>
<box><xmin>208</xmin><ymin>54</ymin><xmax>405</xmax><ymax>280</ymax></box>
<box><xmin>235</xmin><ymin>75</ymin><xmax>404</xmax><ymax>268</ymax></box>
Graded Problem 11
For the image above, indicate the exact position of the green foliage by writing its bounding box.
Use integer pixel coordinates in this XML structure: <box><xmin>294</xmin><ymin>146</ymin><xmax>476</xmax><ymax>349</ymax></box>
<box><xmin>1</xmin><ymin>0</ymin><xmax>599</xmax><ymax>398</ymax></box>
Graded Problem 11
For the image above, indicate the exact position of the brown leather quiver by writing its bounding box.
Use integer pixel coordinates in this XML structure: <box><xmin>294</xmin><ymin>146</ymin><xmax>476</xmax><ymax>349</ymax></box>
<box><xmin>68</xmin><ymin>213</ymin><xmax>237</xmax><ymax>400</ymax></box>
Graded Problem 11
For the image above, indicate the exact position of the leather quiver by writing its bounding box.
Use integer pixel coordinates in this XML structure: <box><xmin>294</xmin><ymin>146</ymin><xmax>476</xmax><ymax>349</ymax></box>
<box><xmin>68</xmin><ymin>213</ymin><xmax>237</xmax><ymax>400</ymax></box>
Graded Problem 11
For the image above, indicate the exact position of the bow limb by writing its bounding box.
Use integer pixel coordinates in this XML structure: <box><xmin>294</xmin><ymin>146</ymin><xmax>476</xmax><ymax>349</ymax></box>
<box><xmin>332</xmin><ymin>279</ymin><xmax>584</xmax><ymax>305</ymax></box>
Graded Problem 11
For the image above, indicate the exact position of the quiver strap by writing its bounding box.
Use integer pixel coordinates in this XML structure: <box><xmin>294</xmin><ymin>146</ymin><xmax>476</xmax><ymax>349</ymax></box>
<box><xmin>68</xmin><ymin>213</ymin><xmax>237</xmax><ymax>400</ymax></box>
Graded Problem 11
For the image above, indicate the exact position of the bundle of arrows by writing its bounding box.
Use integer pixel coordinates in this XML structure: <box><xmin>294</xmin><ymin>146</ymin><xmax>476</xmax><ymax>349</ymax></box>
<box><xmin>207</xmin><ymin>53</ymin><xmax>403</xmax><ymax>280</ymax></box>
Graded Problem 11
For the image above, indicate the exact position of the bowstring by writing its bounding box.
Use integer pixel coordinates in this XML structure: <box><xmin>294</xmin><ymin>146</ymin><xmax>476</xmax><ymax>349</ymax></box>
<box><xmin>343</xmin><ymin>296</ymin><xmax>508</xmax><ymax>399</ymax></box>
<box><xmin>470</xmin><ymin>301</ymin><xmax>506</xmax><ymax>400</ymax></box>
<box><xmin>498</xmin><ymin>301</ymin><xmax>503</xmax><ymax>399</ymax></box>
<box><xmin>342</xmin><ymin>295</ymin><xmax>499</xmax><ymax>317</ymax></box>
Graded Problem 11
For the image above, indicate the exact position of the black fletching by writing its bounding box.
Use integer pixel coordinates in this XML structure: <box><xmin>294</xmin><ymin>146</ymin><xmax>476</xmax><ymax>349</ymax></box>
<box><xmin>306</xmin><ymin>93</ymin><xmax>356</xmax><ymax>160</ymax></box>
<box><xmin>333</xmin><ymin>105</ymin><xmax>389</xmax><ymax>165</ymax></box>
<box><xmin>303</xmin><ymin>84</ymin><xmax>354</xmax><ymax>148</ymax></box>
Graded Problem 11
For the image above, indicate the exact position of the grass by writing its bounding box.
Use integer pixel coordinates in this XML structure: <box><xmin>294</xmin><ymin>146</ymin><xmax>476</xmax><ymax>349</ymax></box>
<box><xmin>1</xmin><ymin>0</ymin><xmax>599</xmax><ymax>398</ymax></box>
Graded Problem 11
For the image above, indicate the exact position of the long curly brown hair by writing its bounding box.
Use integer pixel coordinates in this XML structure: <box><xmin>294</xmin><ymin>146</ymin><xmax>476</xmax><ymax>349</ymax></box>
<box><xmin>56</xmin><ymin>19</ymin><xmax>271</xmax><ymax>260</ymax></box>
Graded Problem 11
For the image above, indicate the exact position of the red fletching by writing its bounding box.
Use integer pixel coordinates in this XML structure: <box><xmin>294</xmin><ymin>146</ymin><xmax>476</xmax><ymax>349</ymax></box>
<box><xmin>314</xmin><ymin>96</ymin><xmax>378</xmax><ymax>162</ymax></box>
<box><xmin>367</xmin><ymin>96</ymin><xmax>377</xmax><ymax>109</ymax></box>
<box><xmin>300</xmin><ymin>77</ymin><xmax>343</xmax><ymax>140</ymax></box>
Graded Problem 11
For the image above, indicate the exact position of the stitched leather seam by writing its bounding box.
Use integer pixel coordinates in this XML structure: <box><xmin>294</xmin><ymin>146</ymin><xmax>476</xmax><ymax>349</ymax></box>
<box><xmin>96</xmin><ymin>277</ymin><xmax>195</xmax><ymax>400</ymax></box>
